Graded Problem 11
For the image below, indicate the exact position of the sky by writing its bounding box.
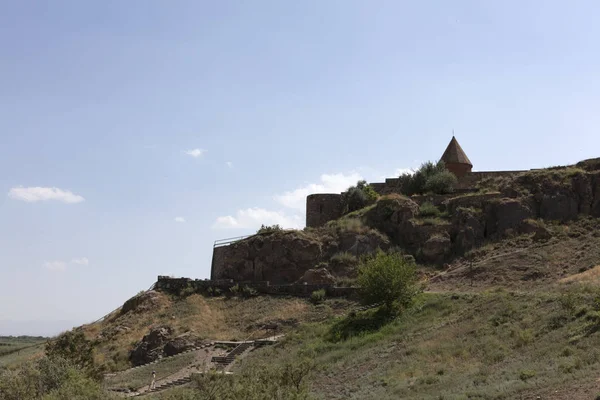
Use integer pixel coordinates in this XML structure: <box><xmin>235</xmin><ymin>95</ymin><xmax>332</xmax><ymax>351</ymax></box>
<box><xmin>1</xmin><ymin>1</ymin><xmax>600</xmax><ymax>336</ymax></box>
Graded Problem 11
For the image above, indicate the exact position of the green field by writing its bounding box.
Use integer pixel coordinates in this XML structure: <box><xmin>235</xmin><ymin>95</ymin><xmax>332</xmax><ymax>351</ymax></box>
<box><xmin>0</xmin><ymin>336</ymin><xmax>47</xmax><ymax>368</ymax></box>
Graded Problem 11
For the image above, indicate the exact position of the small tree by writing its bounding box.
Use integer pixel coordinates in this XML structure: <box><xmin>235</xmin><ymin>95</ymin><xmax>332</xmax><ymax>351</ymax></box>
<box><xmin>341</xmin><ymin>180</ymin><xmax>379</xmax><ymax>214</ymax></box>
<box><xmin>398</xmin><ymin>161</ymin><xmax>456</xmax><ymax>195</ymax></box>
<box><xmin>357</xmin><ymin>250</ymin><xmax>420</xmax><ymax>311</ymax></box>
<box><xmin>423</xmin><ymin>170</ymin><xmax>457</xmax><ymax>194</ymax></box>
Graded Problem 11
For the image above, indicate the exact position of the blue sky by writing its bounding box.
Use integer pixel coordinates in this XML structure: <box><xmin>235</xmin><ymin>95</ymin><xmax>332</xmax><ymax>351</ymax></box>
<box><xmin>1</xmin><ymin>1</ymin><xmax>599</xmax><ymax>336</ymax></box>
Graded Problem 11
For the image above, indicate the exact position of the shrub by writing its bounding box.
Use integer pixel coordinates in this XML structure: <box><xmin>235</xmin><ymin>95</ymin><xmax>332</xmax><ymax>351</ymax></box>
<box><xmin>241</xmin><ymin>285</ymin><xmax>258</xmax><ymax>298</ymax></box>
<box><xmin>45</xmin><ymin>330</ymin><xmax>104</xmax><ymax>380</ymax></box>
<box><xmin>0</xmin><ymin>357</ymin><xmax>113</xmax><ymax>400</ymax></box>
<box><xmin>423</xmin><ymin>170</ymin><xmax>457</xmax><ymax>194</ymax></box>
<box><xmin>419</xmin><ymin>202</ymin><xmax>441</xmax><ymax>217</ymax></box>
<box><xmin>310</xmin><ymin>289</ymin><xmax>326</xmax><ymax>305</ymax></box>
<box><xmin>229</xmin><ymin>284</ymin><xmax>241</xmax><ymax>295</ymax></box>
<box><xmin>519</xmin><ymin>369</ymin><xmax>536</xmax><ymax>381</ymax></box>
<box><xmin>357</xmin><ymin>250</ymin><xmax>420</xmax><ymax>310</ymax></box>
<box><xmin>341</xmin><ymin>180</ymin><xmax>379</xmax><ymax>214</ymax></box>
<box><xmin>180</xmin><ymin>284</ymin><xmax>196</xmax><ymax>298</ymax></box>
<box><xmin>330</xmin><ymin>252</ymin><xmax>358</xmax><ymax>265</ymax></box>
<box><xmin>257</xmin><ymin>224</ymin><xmax>283</xmax><ymax>234</ymax></box>
<box><xmin>398</xmin><ymin>161</ymin><xmax>456</xmax><ymax>195</ymax></box>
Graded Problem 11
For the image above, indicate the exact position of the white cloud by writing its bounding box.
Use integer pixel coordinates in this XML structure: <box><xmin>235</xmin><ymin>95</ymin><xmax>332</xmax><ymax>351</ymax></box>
<box><xmin>226</xmin><ymin>161</ymin><xmax>233</xmax><ymax>168</ymax></box>
<box><xmin>213</xmin><ymin>208</ymin><xmax>303</xmax><ymax>230</ymax></box>
<box><xmin>184</xmin><ymin>148</ymin><xmax>206</xmax><ymax>158</ymax></box>
<box><xmin>394</xmin><ymin>168</ymin><xmax>415</xmax><ymax>176</ymax></box>
<box><xmin>174</xmin><ymin>217</ymin><xmax>186</xmax><ymax>223</ymax></box>
<box><xmin>8</xmin><ymin>187</ymin><xmax>85</xmax><ymax>204</ymax></box>
<box><xmin>274</xmin><ymin>172</ymin><xmax>362</xmax><ymax>211</ymax></box>
<box><xmin>43</xmin><ymin>261</ymin><xmax>67</xmax><ymax>272</ymax></box>
<box><xmin>71</xmin><ymin>257</ymin><xmax>89</xmax><ymax>266</ymax></box>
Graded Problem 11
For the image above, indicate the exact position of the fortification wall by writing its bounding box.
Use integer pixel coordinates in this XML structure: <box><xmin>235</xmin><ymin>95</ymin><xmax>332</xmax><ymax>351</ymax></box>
<box><xmin>306</xmin><ymin>193</ymin><xmax>343</xmax><ymax>228</ymax></box>
<box><xmin>210</xmin><ymin>246</ymin><xmax>229</xmax><ymax>280</ymax></box>
<box><xmin>155</xmin><ymin>276</ymin><xmax>357</xmax><ymax>298</ymax></box>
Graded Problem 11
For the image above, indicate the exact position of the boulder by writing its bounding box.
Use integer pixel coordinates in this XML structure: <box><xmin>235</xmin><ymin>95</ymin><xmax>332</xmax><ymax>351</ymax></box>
<box><xmin>163</xmin><ymin>333</ymin><xmax>201</xmax><ymax>357</ymax></box>
<box><xmin>129</xmin><ymin>326</ymin><xmax>173</xmax><ymax>366</ymax></box>
<box><xmin>299</xmin><ymin>267</ymin><xmax>335</xmax><ymax>285</ymax></box>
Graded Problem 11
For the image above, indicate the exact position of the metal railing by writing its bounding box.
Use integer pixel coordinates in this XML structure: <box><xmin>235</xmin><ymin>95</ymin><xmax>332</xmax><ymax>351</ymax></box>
<box><xmin>213</xmin><ymin>235</ymin><xmax>252</xmax><ymax>248</ymax></box>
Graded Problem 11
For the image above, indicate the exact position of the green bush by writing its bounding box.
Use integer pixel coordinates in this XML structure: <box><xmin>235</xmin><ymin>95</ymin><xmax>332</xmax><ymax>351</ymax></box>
<box><xmin>341</xmin><ymin>180</ymin><xmax>379</xmax><ymax>214</ymax></box>
<box><xmin>310</xmin><ymin>289</ymin><xmax>326</xmax><ymax>304</ymax></box>
<box><xmin>398</xmin><ymin>161</ymin><xmax>457</xmax><ymax>195</ymax></box>
<box><xmin>257</xmin><ymin>224</ymin><xmax>283</xmax><ymax>234</ymax></box>
<box><xmin>0</xmin><ymin>357</ymin><xmax>114</xmax><ymax>400</ymax></box>
<box><xmin>418</xmin><ymin>202</ymin><xmax>441</xmax><ymax>217</ymax></box>
<box><xmin>45</xmin><ymin>330</ymin><xmax>104</xmax><ymax>381</ymax></box>
<box><xmin>229</xmin><ymin>284</ymin><xmax>241</xmax><ymax>295</ymax></box>
<box><xmin>241</xmin><ymin>285</ymin><xmax>258</xmax><ymax>298</ymax></box>
<box><xmin>357</xmin><ymin>250</ymin><xmax>420</xmax><ymax>310</ymax></box>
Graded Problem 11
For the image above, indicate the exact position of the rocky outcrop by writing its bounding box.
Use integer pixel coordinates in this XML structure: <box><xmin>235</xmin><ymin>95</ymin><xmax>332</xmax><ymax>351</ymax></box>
<box><xmin>364</xmin><ymin>195</ymin><xmax>453</xmax><ymax>259</ymax></box>
<box><xmin>214</xmin><ymin>229</ymin><xmax>389</xmax><ymax>284</ymax></box>
<box><xmin>517</xmin><ymin>219</ymin><xmax>552</xmax><ymax>241</ymax></box>
<box><xmin>211</xmin><ymin>164</ymin><xmax>600</xmax><ymax>275</ymax></box>
<box><xmin>299</xmin><ymin>267</ymin><xmax>336</xmax><ymax>285</ymax></box>
<box><xmin>484</xmin><ymin>198</ymin><xmax>534</xmax><ymax>237</ymax></box>
<box><xmin>120</xmin><ymin>291</ymin><xmax>162</xmax><ymax>316</ymax></box>
<box><xmin>129</xmin><ymin>326</ymin><xmax>173</xmax><ymax>366</ymax></box>
<box><xmin>422</xmin><ymin>234</ymin><xmax>452</xmax><ymax>263</ymax></box>
<box><xmin>163</xmin><ymin>333</ymin><xmax>202</xmax><ymax>357</ymax></box>
<box><xmin>451</xmin><ymin>207</ymin><xmax>485</xmax><ymax>254</ymax></box>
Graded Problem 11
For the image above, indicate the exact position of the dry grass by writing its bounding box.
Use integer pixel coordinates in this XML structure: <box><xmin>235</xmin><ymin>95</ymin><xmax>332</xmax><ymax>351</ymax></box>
<box><xmin>560</xmin><ymin>265</ymin><xmax>600</xmax><ymax>284</ymax></box>
<box><xmin>82</xmin><ymin>293</ymin><xmax>355</xmax><ymax>371</ymax></box>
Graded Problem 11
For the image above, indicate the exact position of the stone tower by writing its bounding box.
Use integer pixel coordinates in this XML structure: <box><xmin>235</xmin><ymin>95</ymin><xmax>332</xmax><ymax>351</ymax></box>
<box><xmin>440</xmin><ymin>136</ymin><xmax>473</xmax><ymax>178</ymax></box>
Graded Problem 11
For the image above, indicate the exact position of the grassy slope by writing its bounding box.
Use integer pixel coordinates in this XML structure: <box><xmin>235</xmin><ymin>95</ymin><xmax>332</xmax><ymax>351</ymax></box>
<box><xmin>83</xmin><ymin>294</ymin><xmax>356</xmax><ymax>371</ymax></box>
<box><xmin>235</xmin><ymin>287</ymin><xmax>600</xmax><ymax>400</ymax></box>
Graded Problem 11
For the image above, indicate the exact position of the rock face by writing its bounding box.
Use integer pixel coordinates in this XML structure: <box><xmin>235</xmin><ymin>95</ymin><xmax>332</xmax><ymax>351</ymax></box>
<box><xmin>422</xmin><ymin>234</ymin><xmax>452</xmax><ymax>263</ymax></box>
<box><xmin>163</xmin><ymin>333</ymin><xmax>201</xmax><ymax>357</ymax></box>
<box><xmin>129</xmin><ymin>326</ymin><xmax>173</xmax><ymax>366</ymax></box>
<box><xmin>299</xmin><ymin>267</ymin><xmax>336</xmax><ymax>285</ymax></box>
<box><xmin>213</xmin><ymin>229</ymin><xmax>389</xmax><ymax>284</ymax></box>
<box><xmin>484</xmin><ymin>199</ymin><xmax>534</xmax><ymax>237</ymax></box>
<box><xmin>121</xmin><ymin>291</ymin><xmax>162</xmax><ymax>316</ymax></box>
<box><xmin>210</xmin><ymin>165</ymin><xmax>600</xmax><ymax>274</ymax></box>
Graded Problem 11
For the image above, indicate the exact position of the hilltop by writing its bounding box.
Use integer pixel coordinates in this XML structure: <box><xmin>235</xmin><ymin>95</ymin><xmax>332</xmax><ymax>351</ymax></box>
<box><xmin>3</xmin><ymin>158</ymin><xmax>600</xmax><ymax>399</ymax></box>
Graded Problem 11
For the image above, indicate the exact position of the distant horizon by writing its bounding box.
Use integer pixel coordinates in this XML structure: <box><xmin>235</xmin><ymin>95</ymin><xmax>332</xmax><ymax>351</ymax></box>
<box><xmin>0</xmin><ymin>319</ymin><xmax>86</xmax><ymax>337</ymax></box>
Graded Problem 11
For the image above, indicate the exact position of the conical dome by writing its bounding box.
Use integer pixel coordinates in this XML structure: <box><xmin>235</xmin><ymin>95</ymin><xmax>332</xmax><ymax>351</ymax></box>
<box><xmin>440</xmin><ymin>136</ymin><xmax>472</xmax><ymax>166</ymax></box>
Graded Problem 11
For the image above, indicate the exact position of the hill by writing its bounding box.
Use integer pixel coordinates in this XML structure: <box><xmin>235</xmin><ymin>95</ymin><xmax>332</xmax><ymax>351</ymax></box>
<box><xmin>2</xmin><ymin>159</ymin><xmax>600</xmax><ymax>399</ymax></box>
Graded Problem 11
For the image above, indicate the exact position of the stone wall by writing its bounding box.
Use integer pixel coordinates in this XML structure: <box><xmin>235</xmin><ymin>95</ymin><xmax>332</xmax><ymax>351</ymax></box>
<box><xmin>306</xmin><ymin>193</ymin><xmax>343</xmax><ymax>228</ymax></box>
<box><xmin>154</xmin><ymin>276</ymin><xmax>357</xmax><ymax>298</ymax></box>
<box><xmin>210</xmin><ymin>246</ymin><xmax>229</xmax><ymax>280</ymax></box>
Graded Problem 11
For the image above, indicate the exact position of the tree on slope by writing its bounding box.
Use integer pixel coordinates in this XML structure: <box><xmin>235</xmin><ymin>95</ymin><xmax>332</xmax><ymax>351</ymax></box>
<box><xmin>357</xmin><ymin>250</ymin><xmax>420</xmax><ymax>311</ymax></box>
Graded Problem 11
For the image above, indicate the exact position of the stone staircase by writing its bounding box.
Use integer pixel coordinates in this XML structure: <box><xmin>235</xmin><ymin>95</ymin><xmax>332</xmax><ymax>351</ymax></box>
<box><xmin>211</xmin><ymin>341</ymin><xmax>254</xmax><ymax>369</ymax></box>
<box><xmin>147</xmin><ymin>374</ymin><xmax>192</xmax><ymax>394</ymax></box>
